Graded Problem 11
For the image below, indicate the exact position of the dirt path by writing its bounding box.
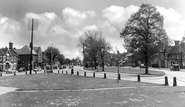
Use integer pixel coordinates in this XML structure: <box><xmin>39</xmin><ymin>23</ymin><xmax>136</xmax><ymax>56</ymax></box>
<box><xmin>0</xmin><ymin>86</ymin><xmax>17</xmax><ymax>95</ymax></box>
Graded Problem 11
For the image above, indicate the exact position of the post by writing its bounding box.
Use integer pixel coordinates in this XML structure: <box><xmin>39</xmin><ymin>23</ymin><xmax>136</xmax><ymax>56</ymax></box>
<box><xmin>50</xmin><ymin>44</ymin><xmax>53</xmax><ymax>73</ymax></box>
<box><xmin>164</xmin><ymin>76</ymin><xmax>169</xmax><ymax>86</ymax></box>
<box><xmin>77</xmin><ymin>71</ymin><xmax>79</xmax><ymax>75</ymax></box>
<box><xmin>173</xmin><ymin>77</ymin><xmax>177</xmax><ymax>86</ymax></box>
<box><xmin>117</xmin><ymin>65</ymin><xmax>120</xmax><ymax>83</ymax></box>
<box><xmin>14</xmin><ymin>72</ymin><xmax>16</xmax><ymax>76</ymax></box>
<box><xmin>0</xmin><ymin>72</ymin><xmax>2</xmax><ymax>77</ymax></box>
<box><xmin>71</xmin><ymin>69</ymin><xmax>74</xmax><ymax>75</ymax></box>
<box><xmin>84</xmin><ymin>72</ymin><xmax>86</xmax><ymax>76</ymax></box>
<box><xmin>25</xmin><ymin>71</ymin><xmax>27</xmax><ymax>75</ymax></box>
<box><xmin>93</xmin><ymin>72</ymin><xmax>95</xmax><ymax>77</ymax></box>
<box><xmin>137</xmin><ymin>74</ymin><xmax>141</xmax><ymax>82</ymax></box>
<box><xmin>62</xmin><ymin>70</ymin><xmax>63</xmax><ymax>74</ymax></box>
<box><xmin>104</xmin><ymin>73</ymin><xmax>106</xmax><ymax>79</ymax></box>
<box><xmin>66</xmin><ymin>71</ymin><xmax>67</xmax><ymax>74</ymax></box>
<box><xmin>29</xmin><ymin>18</ymin><xmax>34</xmax><ymax>75</ymax></box>
<box><xmin>58</xmin><ymin>70</ymin><xmax>60</xmax><ymax>73</ymax></box>
<box><xmin>83</xmin><ymin>43</ymin><xmax>85</xmax><ymax>70</ymax></box>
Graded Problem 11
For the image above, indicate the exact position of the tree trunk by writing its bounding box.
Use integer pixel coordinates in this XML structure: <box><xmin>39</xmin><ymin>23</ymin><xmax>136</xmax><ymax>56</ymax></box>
<box><xmin>145</xmin><ymin>57</ymin><xmax>149</xmax><ymax>74</ymax></box>
<box><xmin>102</xmin><ymin>56</ymin><xmax>104</xmax><ymax>71</ymax></box>
<box><xmin>94</xmin><ymin>58</ymin><xmax>97</xmax><ymax>69</ymax></box>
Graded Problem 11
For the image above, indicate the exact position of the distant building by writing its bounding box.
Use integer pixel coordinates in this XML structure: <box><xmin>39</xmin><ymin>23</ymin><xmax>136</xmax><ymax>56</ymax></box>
<box><xmin>14</xmin><ymin>45</ymin><xmax>37</xmax><ymax>70</ymax></box>
<box><xmin>0</xmin><ymin>42</ymin><xmax>18</xmax><ymax>72</ymax></box>
<box><xmin>33</xmin><ymin>47</ymin><xmax>43</xmax><ymax>67</ymax></box>
<box><xmin>154</xmin><ymin>41</ymin><xmax>185</xmax><ymax>69</ymax></box>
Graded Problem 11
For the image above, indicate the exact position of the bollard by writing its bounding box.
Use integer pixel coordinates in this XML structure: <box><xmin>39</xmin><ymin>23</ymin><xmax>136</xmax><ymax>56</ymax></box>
<box><xmin>35</xmin><ymin>71</ymin><xmax>37</xmax><ymax>74</ymax></box>
<box><xmin>84</xmin><ymin>72</ymin><xmax>86</xmax><ymax>76</ymax></box>
<box><xmin>62</xmin><ymin>70</ymin><xmax>63</xmax><ymax>74</ymax></box>
<box><xmin>14</xmin><ymin>72</ymin><xmax>16</xmax><ymax>76</ymax></box>
<box><xmin>58</xmin><ymin>70</ymin><xmax>60</xmax><ymax>73</ymax></box>
<box><xmin>173</xmin><ymin>77</ymin><xmax>177</xmax><ymax>86</ymax></box>
<box><xmin>77</xmin><ymin>71</ymin><xmax>79</xmax><ymax>75</ymax></box>
<box><xmin>104</xmin><ymin>73</ymin><xmax>106</xmax><ymax>79</ymax></box>
<box><xmin>25</xmin><ymin>71</ymin><xmax>27</xmax><ymax>75</ymax></box>
<box><xmin>0</xmin><ymin>72</ymin><xmax>2</xmax><ymax>77</ymax></box>
<box><xmin>137</xmin><ymin>74</ymin><xmax>140</xmax><ymax>82</ymax></box>
<box><xmin>164</xmin><ymin>76</ymin><xmax>169</xmax><ymax>86</ymax></box>
<box><xmin>71</xmin><ymin>69</ymin><xmax>74</xmax><ymax>75</ymax></box>
<box><xmin>93</xmin><ymin>72</ymin><xmax>95</xmax><ymax>77</ymax></box>
<box><xmin>66</xmin><ymin>71</ymin><xmax>68</xmax><ymax>74</ymax></box>
<box><xmin>118</xmin><ymin>73</ymin><xmax>121</xmax><ymax>80</ymax></box>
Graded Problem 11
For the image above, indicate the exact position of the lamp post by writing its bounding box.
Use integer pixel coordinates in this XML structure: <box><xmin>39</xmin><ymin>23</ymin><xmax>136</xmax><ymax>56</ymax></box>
<box><xmin>51</xmin><ymin>44</ymin><xmax>53</xmax><ymax>73</ymax></box>
<box><xmin>28</xmin><ymin>18</ymin><xmax>39</xmax><ymax>75</ymax></box>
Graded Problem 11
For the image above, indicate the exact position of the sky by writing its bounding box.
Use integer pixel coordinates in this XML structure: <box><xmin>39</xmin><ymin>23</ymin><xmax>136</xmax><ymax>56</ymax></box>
<box><xmin>0</xmin><ymin>0</ymin><xmax>185</xmax><ymax>59</ymax></box>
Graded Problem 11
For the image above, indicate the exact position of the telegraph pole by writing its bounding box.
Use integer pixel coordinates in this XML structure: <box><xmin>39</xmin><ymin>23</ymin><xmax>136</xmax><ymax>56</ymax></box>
<box><xmin>28</xmin><ymin>18</ymin><xmax>39</xmax><ymax>75</ymax></box>
<box><xmin>29</xmin><ymin>19</ymin><xmax>34</xmax><ymax>75</ymax></box>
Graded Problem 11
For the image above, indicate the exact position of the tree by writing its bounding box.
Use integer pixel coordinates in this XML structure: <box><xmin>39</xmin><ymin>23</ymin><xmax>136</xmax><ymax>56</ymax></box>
<box><xmin>120</xmin><ymin>4</ymin><xmax>169</xmax><ymax>74</ymax></box>
<box><xmin>44</xmin><ymin>46</ymin><xmax>60</xmax><ymax>65</ymax></box>
<box><xmin>97</xmin><ymin>37</ymin><xmax>112</xmax><ymax>71</ymax></box>
<box><xmin>78</xmin><ymin>30</ymin><xmax>102</xmax><ymax>69</ymax></box>
<box><xmin>58</xmin><ymin>54</ymin><xmax>65</xmax><ymax>65</ymax></box>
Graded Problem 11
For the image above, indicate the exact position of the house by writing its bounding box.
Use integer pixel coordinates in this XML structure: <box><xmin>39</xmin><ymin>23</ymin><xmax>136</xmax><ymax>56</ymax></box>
<box><xmin>0</xmin><ymin>42</ymin><xmax>18</xmax><ymax>72</ymax></box>
<box><xmin>33</xmin><ymin>47</ymin><xmax>43</xmax><ymax>67</ymax></box>
<box><xmin>166</xmin><ymin>41</ymin><xmax>184</xmax><ymax>69</ymax></box>
<box><xmin>14</xmin><ymin>45</ymin><xmax>37</xmax><ymax>70</ymax></box>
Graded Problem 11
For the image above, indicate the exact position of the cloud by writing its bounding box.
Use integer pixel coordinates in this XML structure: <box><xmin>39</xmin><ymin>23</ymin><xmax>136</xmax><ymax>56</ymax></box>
<box><xmin>102</xmin><ymin>5</ymin><xmax>139</xmax><ymax>30</ymax></box>
<box><xmin>156</xmin><ymin>6</ymin><xmax>185</xmax><ymax>40</ymax></box>
<box><xmin>62</xmin><ymin>7</ymin><xmax>96</xmax><ymax>28</ymax></box>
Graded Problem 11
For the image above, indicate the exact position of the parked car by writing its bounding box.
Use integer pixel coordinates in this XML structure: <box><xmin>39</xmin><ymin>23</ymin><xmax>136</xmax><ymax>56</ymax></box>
<box><xmin>18</xmin><ymin>67</ymin><xmax>26</xmax><ymax>72</ymax></box>
<box><xmin>170</xmin><ymin>64</ymin><xmax>180</xmax><ymax>71</ymax></box>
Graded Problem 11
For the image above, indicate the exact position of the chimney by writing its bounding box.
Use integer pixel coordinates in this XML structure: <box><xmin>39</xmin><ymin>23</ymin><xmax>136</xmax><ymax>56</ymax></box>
<box><xmin>174</xmin><ymin>41</ymin><xmax>180</xmax><ymax>46</ymax></box>
<box><xmin>9</xmin><ymin>41</ymin><xmax>13</xmax><ymax>50</ymax></box>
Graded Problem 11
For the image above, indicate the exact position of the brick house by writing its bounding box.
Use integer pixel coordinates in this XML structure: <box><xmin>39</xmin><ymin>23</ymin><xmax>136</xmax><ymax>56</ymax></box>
<box><xmin>33</xmin><ymin>47</ymin><xmax>43</xmax><ymax>67</ymax></box>
<box><xmin>154</xmin><ymin>41</ymin><xmax>185</xmax><ymax>69</ymax></box>
<box><xmin>14</xmin><ymin>45</ymin><xmax>37</xmax><ymax>70</ymax></box>
<box><xmin>0</xmin><ymin>42</ymin><xmax>18</xmax><ymax>72</ymax></box>
<box><xmin>166</xmin><ymin>41</ymin><xmax>184</xmax><ymax>69</ymax></box>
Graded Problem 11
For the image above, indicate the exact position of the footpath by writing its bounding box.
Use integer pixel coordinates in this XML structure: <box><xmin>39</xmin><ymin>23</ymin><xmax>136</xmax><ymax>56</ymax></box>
<box><xmin>73</xmin><ymin>66</ymin><xmax>185</xmax><ymax>86</ymax></box>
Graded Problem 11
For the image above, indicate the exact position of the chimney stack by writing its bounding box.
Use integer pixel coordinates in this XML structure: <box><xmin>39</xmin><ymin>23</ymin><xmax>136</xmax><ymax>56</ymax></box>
<box><xmin>9</xmin><ymin>41</ymin><xmax>13</xmax><ymax>50</ymax></box>
<box><xmin>174</xmin><ymin>41</ymin><xmax>180</xmax><ymax>46</ymax></box>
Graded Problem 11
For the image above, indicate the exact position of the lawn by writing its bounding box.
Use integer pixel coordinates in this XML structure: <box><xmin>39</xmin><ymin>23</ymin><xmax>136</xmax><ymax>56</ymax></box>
<box><xmin>85</xmin><ymin>66</ymin><xmax>165</xmax><ymax>76</ymax></box>
<box><xmin>0</xmin><ymin>73</ymin><xmax>185</xmax><ymax>107</ymax></box>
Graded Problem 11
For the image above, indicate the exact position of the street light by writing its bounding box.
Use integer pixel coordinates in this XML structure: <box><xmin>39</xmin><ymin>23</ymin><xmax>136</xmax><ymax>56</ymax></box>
<box><xmin>28</xmin><ymin>18</ymin><xmax>39</xmax><ymax>75</ymax></box>
<box><xmin>51</xmin><ymin>44</ymin><xmax>53</xmax><ymax>73</ymax></box>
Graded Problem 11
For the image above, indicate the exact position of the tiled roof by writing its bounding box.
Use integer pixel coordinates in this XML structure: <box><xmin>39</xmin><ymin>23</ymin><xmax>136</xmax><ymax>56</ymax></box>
<box><xmin>0</xmin><ymin>48</ymin><xmax>17</xmax><ymax>56</ymax></box>
<box><xmin>15</xmin><ymin>45</ymin><xmax>37</xmax><ymax>55</ymax></box>
<box><xmin>33</xmin><ymin>47</ymin><xmax>40</xmax><ymax>54</ymax></box>
<box><xmin>168</xmin><ymin>45</ymin><xmax>183</xmax><ymax>54</ymax></box>
<box><xmin>0</xmin><ymin>49</ymin><xmax>5</xmax><ymax>56</ymax></box>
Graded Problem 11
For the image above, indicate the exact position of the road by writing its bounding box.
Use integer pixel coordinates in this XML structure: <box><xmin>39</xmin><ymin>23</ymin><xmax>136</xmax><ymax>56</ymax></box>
<box><xmin>73</xmin><ymin>66</ymin><xmax>185</xmax><ymax>86</ymax></box>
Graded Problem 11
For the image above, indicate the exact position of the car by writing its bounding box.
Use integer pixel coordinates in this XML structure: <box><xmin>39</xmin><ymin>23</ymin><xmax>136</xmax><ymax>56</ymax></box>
<box><xmin>170</xmin><ymin>64</ymin><xmax>180</xmax><ymax>71</ymax></box>
<box><xmin>18</xmin><ymin>67</ymin><xmax>26</xmax><ymax>72</ymax></box>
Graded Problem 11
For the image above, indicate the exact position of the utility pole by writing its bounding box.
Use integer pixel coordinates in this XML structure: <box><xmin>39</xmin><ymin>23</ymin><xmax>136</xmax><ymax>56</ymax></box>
<box><xmin>83</xmin><ymin>43</ymin><xmax>85</xmax><ymax>70</ymax></box>
<box><xmin>28</xmin><ymin>18</ymin><xmax>39</xmax><ymax>75</ymax></box>
<box><xmin>51</xmin><ymin>44</ymin><xmax>53</xmax><ymax>73</ymax></box>
<box><xmin>29</xmin><ymin>18</ymin><xmax>34</xmax><ymax>75</ymax></box>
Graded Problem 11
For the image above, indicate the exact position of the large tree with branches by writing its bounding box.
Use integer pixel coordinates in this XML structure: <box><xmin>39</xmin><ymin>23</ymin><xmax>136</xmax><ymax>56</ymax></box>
<box><xmin>120</xmin><ymin>4</ymin><xmax>169</xmax><ymax>74</ymax></box>
<box><xmin>79</xmin><ymin>30</ymin><xmax>111</xmax><ymax>70</ymax></box>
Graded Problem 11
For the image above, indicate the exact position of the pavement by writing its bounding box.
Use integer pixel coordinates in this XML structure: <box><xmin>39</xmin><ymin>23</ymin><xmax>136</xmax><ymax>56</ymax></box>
<box><xmin>73</xmin><ymin>66</ymin><xmax>185</xmax><ymax>86</ymax></box>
